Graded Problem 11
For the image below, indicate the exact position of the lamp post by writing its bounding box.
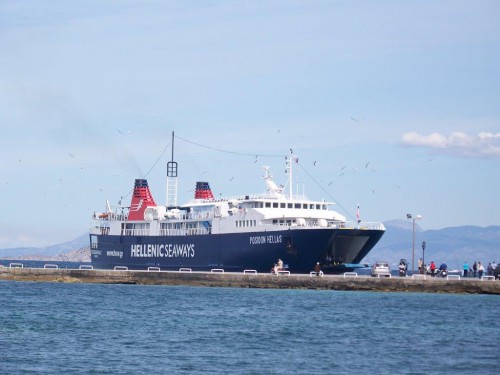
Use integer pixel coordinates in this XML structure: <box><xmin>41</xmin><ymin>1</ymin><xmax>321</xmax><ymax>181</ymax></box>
<box><xmin>422</xmin><ymin>241</ymin><xmax>426</xmax><ymax>274</ymax></box>
<box><xmin>407</xmin><ymin>214</ymin><xmax>422</xmax><ymax>275</ymax></box>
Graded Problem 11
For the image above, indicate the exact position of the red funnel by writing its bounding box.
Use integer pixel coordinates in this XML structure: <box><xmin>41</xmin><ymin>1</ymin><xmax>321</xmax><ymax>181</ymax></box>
<box><xmin>128</xmin><ymin>179</ymin><xmax>156</xmax><ymax>220</ymax></box>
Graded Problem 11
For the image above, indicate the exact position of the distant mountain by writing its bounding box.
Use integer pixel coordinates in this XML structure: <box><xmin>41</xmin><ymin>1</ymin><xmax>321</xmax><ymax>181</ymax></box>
<box><xmin>1</xmin><ymin>222</ymin><xmax>498</xmax><ymax>269</ymax></box>
<box><xmin>0</xmin><ymin>234</ymin><xmax>89</xmax><ymax>260</ymax></box>
<box><xmin>364</xmin><ymin>220</ymin><xmax>500</xmax><ymax>270</ymax></box>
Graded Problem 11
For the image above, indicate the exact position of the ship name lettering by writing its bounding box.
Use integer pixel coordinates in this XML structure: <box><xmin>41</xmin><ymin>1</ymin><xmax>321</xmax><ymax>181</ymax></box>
<box><xmin>130</xmin><ymin>244</ymin><xmax>195</xmax><ymax>258</ymax></box>
<box><xmin>267</xmin><ymin>234</ymin><xmax>282</xmax><ymax>244</ymax></box>
<box><xmin>249</xmin><ymin>236</ymin><xmax>266</xmax><ymax>245</ymax></box>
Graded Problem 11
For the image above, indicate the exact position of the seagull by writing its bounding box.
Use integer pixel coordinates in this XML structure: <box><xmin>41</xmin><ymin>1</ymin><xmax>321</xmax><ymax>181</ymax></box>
<box><xmin>68</xmin><ymin>153</ymin><xmax>75</xmax><ymax>158</ymax></box>
<box><xmin>116</xmin><ymin>129</ymin><xmax>125</xmax><ymax>135</ymax></box>
<box><xmin>365</xmin><ymin>162</ymin><xmax>369</xmax><ymax>168</ymax></box>
<box><xmin>313</xmin><ymin>161</ymin><xmax>317</xmax><ymax>166</ymax></box>
<box><xmin>350</xmin><ymin>116</ymin><xmax>359</xmax><ymax>123</ymax></box>
<box><xmin>328</xmin><ymin>181</ymin><xmax>334</xmax><ymax>186</ymax></box>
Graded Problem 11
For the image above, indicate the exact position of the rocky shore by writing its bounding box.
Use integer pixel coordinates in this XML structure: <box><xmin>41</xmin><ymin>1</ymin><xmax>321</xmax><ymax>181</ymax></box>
<box><xmin>1</xmin><ymin>267</ymin><xmax>499</xmax><ymax>294</ymax></box>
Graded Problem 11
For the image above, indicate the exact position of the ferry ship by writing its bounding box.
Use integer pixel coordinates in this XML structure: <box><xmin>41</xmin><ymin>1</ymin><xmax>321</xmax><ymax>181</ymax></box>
<box><xmin>90</xmin><ymin>135</ymin><xmax>385</xmax><ymax>274</ymax></box>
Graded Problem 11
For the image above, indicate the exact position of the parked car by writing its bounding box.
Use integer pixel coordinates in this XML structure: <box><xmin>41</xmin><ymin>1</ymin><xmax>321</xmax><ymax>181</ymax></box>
<box><xmin>371</xmin><ymin>261</ymin><xmax>391</xmax><ymax>277</ymax></box>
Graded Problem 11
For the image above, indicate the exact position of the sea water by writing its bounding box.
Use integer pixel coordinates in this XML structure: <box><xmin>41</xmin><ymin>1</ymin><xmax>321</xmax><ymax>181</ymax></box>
<box><xmin>0</xmin><ymin>281</ymin><xmax>498</xmax><ymax>374</ymax></box>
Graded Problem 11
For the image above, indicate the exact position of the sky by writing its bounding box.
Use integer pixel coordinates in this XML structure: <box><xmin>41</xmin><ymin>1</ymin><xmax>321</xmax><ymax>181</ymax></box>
<box><xmin>1</xmin><ymin>0</ymin><xmax>499</xmax><ymax>248</ymax></box>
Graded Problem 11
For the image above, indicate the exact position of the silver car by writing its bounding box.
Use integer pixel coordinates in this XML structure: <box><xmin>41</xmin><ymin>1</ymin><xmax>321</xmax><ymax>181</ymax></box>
<box><xmin>371</xmin><ymin>261</ymin><xmax>391</xmax><ymax>277</ymax></box>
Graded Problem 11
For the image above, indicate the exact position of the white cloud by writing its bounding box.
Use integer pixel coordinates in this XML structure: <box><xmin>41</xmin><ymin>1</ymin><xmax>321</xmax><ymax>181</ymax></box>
<box><xmin>401</xmin><ymin>131</ymin><xmax>500</xmax><ymax>158</ymax></box>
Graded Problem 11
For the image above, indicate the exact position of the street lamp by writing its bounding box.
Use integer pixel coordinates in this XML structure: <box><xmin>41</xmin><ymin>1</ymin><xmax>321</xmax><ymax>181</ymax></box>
<box><xmin>422</xmin><ymin>241</ymin><xmax>426</xmax><ymax>274</ymax></box>
<box><xmin>407</xmin><ymin>214</ymin><xmax>422</xmax><ymax>275</ymax></box>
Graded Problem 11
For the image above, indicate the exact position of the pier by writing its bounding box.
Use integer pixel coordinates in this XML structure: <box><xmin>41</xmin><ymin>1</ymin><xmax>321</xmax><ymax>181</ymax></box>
<box><xmin>1</xmin><ymin>266</ymin><xmax>499</xmax><ymax>294</ymax></box>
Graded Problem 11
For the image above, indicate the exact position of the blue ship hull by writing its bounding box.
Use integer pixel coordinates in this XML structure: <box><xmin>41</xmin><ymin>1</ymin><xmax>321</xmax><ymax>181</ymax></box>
<box><xmin>90</xmin><ymin>227</ymin><xmax>384</xmax><ymax>274</ymax></box>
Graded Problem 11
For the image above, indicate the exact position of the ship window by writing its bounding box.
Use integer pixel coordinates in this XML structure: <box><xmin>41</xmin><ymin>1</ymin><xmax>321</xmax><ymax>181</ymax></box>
<box><xmin>253</xmin><ymin>220</ymin><xmax>256</xmax><ymax>226</ymax></box>
<box><xmin>287</xmin><ymin>203</ymin><xmax>293</xmax><ymax>208</ymax></box>
<box><xmin>280</xmin><ymin>203</ymin><xmax>285</xmax><ymax>208</ymax></box>
<box><xmin>273</xmin><ymin>202</ymin><xmax>278</xmax><ymax>208</ymax></box>
<box><xmin>316</xmin><ymin>204</ymin><xmax>320</xmax><ymax>210</ymax></box>
<box><xmin>294</xmin><ymin>203</ymin><xmax>301</xmax><ymax>209</ymax></box>
<box><xmin>286</xmin><ymin>220</ymin><xmax>292</xmax><ymax>226</ymax></box>
<box><xmin>322</xmin><ymin>204</ymin><xmax>327</xmax><ymax>210</ymax></box>
<box><xmin>265</xmin><ymin>202</ymin><xmax>271</xmax><ymax>208</ymax></box>
<box><xmin>273</xmin><ymin>219</ymin><xmax>278</xmax><ymax>224</ymax></box>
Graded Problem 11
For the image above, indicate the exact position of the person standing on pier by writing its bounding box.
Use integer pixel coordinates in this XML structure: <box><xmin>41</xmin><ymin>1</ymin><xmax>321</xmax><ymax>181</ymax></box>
<box><xmin>473</xmin><ymin>261</ymin><xmax>478</xmax><ymax>277</ymax></box>
<box><xmin>478</xmin><ymin>262</ymin><xmax>484</xmax><ymax>278</ymax></box>
<box><xmin>463</xmin><ymin>262</ymin><xmax>469</xmax><ymax>278</ymax></box>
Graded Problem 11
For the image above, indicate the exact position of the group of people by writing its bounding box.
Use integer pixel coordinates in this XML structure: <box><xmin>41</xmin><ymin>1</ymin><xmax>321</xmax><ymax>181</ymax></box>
<box><xmin>417</xmin><ymin>258</ymin><xmax>448</xmax><ymax>276</ymax></box>
<box><xmin>463</xmin><ymin>261</ymin><xmax>496</xmax><ymax>278</ymax></box>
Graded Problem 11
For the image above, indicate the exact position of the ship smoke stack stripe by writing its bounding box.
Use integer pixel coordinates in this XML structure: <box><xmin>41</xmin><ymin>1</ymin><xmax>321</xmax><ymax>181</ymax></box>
<box><xmin>195</xmin><ymin>182</ymin><xmax>214</xmax><ymax>199</ymax></box>
<box><xmin>128</xmin><ymin>179</ymin><xmax>157</xmax><ymax>220</ymax></box>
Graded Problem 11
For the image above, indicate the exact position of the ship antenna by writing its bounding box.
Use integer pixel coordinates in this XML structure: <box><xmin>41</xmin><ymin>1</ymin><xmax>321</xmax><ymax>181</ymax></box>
<box><xmin>166</xmin><ymin>131</ymin><xmax>178</xmax><ymax>207</ymax></box>
<box><xmin>286</xmin><ymin>148</ymin><xmax>294</xmax><ymax>199</ymax></box>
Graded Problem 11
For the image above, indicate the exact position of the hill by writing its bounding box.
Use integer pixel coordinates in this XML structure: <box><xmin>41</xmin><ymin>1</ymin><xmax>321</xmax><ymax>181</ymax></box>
<box><xmin>0</xmin><ymin>234</ymin><xmax>90</xmax><ymax>262</ymax></box>
<box><xmin>364</xmin><ymin>220</ymin><xmax>500</xmax><ymax>270</ymax></box>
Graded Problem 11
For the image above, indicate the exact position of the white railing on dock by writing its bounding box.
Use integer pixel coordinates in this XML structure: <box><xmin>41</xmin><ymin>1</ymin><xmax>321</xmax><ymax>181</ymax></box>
<box><xmin>114</xmin><ymin>266</ymin><xmax>128</xmax><ymax>271</ymax></box>
<box><xmin>79</xmin><ymin>265</ymin><xmax>94</xmax><ymax>270</ymax></box>
<box><xmin>309</xmin><ymin>271</ymin><xmax>324</xmax><ymax>277</ymax></box>
<box><xmin>179</xmin><ymin>268</ymin><xmax>192</xmax><ymax>273</ymax></box>
<box><xmin>412</xmin><ymin>274</ymin><xmax>426</xmax><ymax>280</ymax></box>
<box><xmin>9</xmin><ymin>263</ymin><xmax>23</xmax><ymax>268</ymax></box>
<box><xmin>376</xmin><ymin>273</ymin><xmax>391</xmax><ymax>278</ymax></box>
<box><xmin>481</xmin><ymin>275</ymin><xmax>495</xmax><ymax>281</ymax></box>
<box><xmin>148</xmin><ymin>267</ymin><xmax>161</xmax><ymax>272</ymax></box>
<box><xmin>44</xmin><ymin>264</ymin><xmax>58</xmax><ymax>269</ymax></box>
<box><xmin>446</xmin><ymin>275</ymin><xmax>461</xmax><ymax>280</ymax></box>
<box><xmin>278</xmin><ymin>270</ymin><xmax>290</xmax><ymax>276</ymax></box>
<box><xmin>243</xmin><ymin>269</ymin><xmax>257</xmax><ymax>274</ymax></box>
<box><xmin>211</xmin><ymin>269</ymin><xmax>224</xmax><ymax>273</ymax></box>
<box><xmin>343</xmin><ymin>272</ymin><xmax>358</xmax><ymax>278</ymax></box>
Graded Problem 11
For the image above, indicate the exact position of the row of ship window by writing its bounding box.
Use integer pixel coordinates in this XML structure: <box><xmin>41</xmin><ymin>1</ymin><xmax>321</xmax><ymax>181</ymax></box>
<box><xmin>235</xmin><ymin>219</ymin><xmax>296</xmax><ymax>227</ymax></box>
<box><xmin>256</xmin><ymin>202</ymin><xmax>327</xmax><ymax>210</ymax></box>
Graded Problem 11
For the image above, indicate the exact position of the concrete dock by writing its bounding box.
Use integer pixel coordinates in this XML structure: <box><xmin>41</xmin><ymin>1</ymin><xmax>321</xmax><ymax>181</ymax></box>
<box><xmin>1</xmin><ymin>266</ymin><xmax>499</xmax><ymax>294</ymax></box>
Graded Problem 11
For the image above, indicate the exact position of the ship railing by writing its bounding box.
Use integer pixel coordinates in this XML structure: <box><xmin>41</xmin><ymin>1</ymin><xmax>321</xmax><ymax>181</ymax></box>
<box><xmin>186</xmin><ymin>193</ymin><xmax>311</xmax><ymax>204</ymax></box>
<box><xmin>93</xmin><ymin>213</ymin><xmax>128</xmax><ymax>222</ymax></box>
<box><xmin>267</xmin><ymin>220</ymin><xmax>384</xmax><ymax>230</ymax></box>
<box><xmin>159</xmin><ymin>227</ymin><xmax>211</xmax><ymax>236</ymax></box>
<box><xmin>343</xmin><ymin>221</ymin><xmax>386</xmax><ymax>230</ymax></box>
<box><xmin>121</xmin><ymin>229</ymin><xmax>150</xmax><ymax>236</ymax></box>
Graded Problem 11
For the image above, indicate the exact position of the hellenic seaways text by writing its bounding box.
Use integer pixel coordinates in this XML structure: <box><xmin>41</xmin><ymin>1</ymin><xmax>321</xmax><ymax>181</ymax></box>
<box><xmin>131</xmin><ymin>244</ymin><xmax>195</xmax><ymax>258</ymax></box>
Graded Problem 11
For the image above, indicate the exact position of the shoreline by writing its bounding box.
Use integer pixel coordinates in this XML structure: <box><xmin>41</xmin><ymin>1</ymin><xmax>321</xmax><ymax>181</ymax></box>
<box><xmin>1</xmin><ymin>267</ymin><xmax>499</xmax><ymax>294</ymax></box>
